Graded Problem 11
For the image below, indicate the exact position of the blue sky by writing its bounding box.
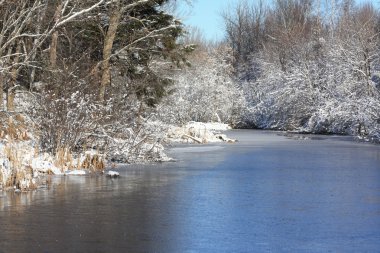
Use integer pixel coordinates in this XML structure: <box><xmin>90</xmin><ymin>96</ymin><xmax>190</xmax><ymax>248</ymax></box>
<box><xmin>178</xmin><ymin>0</ymin><xmax>377</xmax><ymax>41</ymax></box>
<box><xmin>178</xmin><ymin>0</ymin><xmax>240</xmax><ymax>41</ymax></box>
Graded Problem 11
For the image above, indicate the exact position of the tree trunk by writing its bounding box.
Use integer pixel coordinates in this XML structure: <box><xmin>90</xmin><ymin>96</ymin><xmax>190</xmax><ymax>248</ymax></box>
<box><xmin>7</xmin><ymin>41</ymin><xmax>22</xmax><ymax>112</ymax></box>
<box><xmin>50</xmin><ymin>2</ymin><xmax>63</xmax><ymax>69</ymax></box>
<box><xmin>0</xmin><ymin>73</ymin><xmax>3</xmax><ymax>110</ymax></box>
<box><xmin>6</xmin><ymin>91</ymin><xmax>15</xmax><ymax>112</ymax></box>
<box><xmin>99</xmin><ymin>3</ymin><xmax>122</xmax><ymax>102</ymax></box>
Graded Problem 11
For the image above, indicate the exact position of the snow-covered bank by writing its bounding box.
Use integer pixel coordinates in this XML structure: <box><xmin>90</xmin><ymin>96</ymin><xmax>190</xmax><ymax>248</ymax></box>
<box><xmin>0</xmin><ymin>119</ymin><xmax>237</xmax><ymax>192</ymax></box>
<box><xmin>0</xmin><ymin>137</ymin><xmax>108</xmax><ymax>191</ymax></box>
<box><xmin>166</xmin><ymin>122</ymin><xmax>237</xmax><ymax>144</ymax></box>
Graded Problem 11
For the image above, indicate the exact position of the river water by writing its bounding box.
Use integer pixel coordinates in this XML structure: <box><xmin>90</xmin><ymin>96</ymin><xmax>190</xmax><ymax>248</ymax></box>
<box><xmin>0</xmin><ymin>130</ymin><xmax>380</xmax><ymax>252</ymax></box>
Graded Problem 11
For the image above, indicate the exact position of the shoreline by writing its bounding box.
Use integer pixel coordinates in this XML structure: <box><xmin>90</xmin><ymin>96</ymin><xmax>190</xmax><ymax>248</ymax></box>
<box><xmin>0</xmin><ymin>122</ymin><xmax>235</xmax><ymax>192</ymax></box>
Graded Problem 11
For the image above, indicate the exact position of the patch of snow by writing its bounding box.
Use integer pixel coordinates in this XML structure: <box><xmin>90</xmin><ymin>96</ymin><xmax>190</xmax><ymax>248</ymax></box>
<box><xmin>106</xmin><ymin>171</ymin><xmax>119</xmax><ymax>177</ymax></box>
<box><xmin>166</xmin><ymin>122</ymin><xmax>235</xmax><ymax>144</ymax></box>
<box><xmin>66</xmin><ymin>170</ymin><xmax>87</xmax><ymax>175</ymax></box>
<box><xmin>187</xmin><ymin>121</ymin><xmax>231</xmax><ymax>131</ymax></box>
<box><xmin>31</xmin><ymin>158</ymin><xmax>62</xmax><ymax>175</ymax></box>
<box><xmin>0</xmin><ymin>157</ymin><xmax>11</xmax><ymax>186</ymax></box>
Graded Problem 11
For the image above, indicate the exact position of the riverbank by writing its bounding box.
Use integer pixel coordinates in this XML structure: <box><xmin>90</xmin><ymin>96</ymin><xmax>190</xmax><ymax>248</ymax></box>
<box><xmin>0</xmin><ymin>120</ymin><xmax>235</xmax><ymax>192</ymax></box>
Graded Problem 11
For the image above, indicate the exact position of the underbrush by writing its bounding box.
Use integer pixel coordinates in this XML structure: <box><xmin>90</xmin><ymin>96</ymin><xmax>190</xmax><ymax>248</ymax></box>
<box><xmin>0</xmin><ymin>91</ymin><xmax>168</xmax><ymax>191</ymax></box>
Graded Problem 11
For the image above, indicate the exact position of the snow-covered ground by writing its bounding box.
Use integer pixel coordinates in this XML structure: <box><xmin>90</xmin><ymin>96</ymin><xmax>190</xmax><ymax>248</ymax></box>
<box><xmin>0</xmin><ymin>119</ymin><xmax>236</xmax><ymax>192</ymax></box>
<box><xmin>0</xmin><ymin>136</ymin><xmax>106</xmax><ymax>191</ymax></box>
<box><xmin>166</xmin><ymin>122</ymin><xmax>236</xmax><ymax>144</ymax></box>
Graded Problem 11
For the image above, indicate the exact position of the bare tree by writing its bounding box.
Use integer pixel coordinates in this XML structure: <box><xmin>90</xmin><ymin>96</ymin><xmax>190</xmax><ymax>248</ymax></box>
<box><xmin>221</xmin><ymin>0</ymin><xmax>267</xmax><ymax>69</ymax></box>
<box><xmin>0</xmin><ymin>0</ymin><xmax>108</xmax><ymax>111</ymax></box>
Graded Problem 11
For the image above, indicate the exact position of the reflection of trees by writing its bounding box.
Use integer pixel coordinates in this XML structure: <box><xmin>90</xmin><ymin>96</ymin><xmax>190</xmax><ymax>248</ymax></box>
<box><xmin>0</xmin><ymin>161</ymin><xmax>188</xmax><ymax>212</ymax></box>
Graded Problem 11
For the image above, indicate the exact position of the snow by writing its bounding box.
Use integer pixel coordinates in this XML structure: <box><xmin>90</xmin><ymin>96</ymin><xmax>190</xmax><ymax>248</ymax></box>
<box><xmin>32</xmin><ymin>157</ymin><xmax>62</xmax><ymax>175</ymax></box>
<box><xmin>186</xmin><ymin>122</ymin><xmax>231</xmax><ymax>131</ymax></box>
<box><xmin>0</xmin><ymin>136</ymin><xmax>99</xmax><ymax>190</ymax></box>
<box><xmin>66</xmin><ymin>170</ymin><xmax>87</xmax><ymax>175</ymax></box>
<box><xmin>0</xmin><ymin>158</ymin><xmax>11</xmax><ymax>187</ymax></box>
<box><xmin>106</xmin><ymin>171</ymin><xmax>120</xmax><ymax>177</ymax></box>
<box><xmin>158</xmin><ymin>45</ymin><xmax>245</xmax><ymax>126</ymax></box>
<box><xmin>166</xmin><ymin>122</ymin><xmax>236</xmax><ymax>144</ymax></box>
<box><xmin>19</xmin><ymin>178</ymin><xmax>36</xmax><ymax>190</ymax></box>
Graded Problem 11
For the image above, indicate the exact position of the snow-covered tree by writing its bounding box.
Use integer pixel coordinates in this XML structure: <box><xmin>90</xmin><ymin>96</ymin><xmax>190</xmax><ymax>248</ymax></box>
<box><xmin>223</xmin><ymin>0</ymin><xmax>380</xmax><ymax>141</ymax></box>
<box><xmin>160</xmin><ymin>43</ymin><xmax>245</xmax><ymax>126</ymax></box>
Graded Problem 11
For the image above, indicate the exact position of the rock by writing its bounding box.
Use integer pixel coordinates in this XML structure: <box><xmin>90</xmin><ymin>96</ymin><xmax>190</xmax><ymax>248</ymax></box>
<box><xmin>215</xmin><ymin>134</ymin><xmax>237</xmax><ymax>143</ymax></box>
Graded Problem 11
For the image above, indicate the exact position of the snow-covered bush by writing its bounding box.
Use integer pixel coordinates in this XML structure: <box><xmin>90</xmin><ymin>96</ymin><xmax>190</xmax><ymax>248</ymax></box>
<box><xmin>28</xmin><ymin>90</ymin><xmax>100</xmax><ymax>154</ymax></box>
<box><xmin>24</xmin><ymin>74</ymin><xmax>171</xmax><ymax>167</ymax></box>
<box><xmin>222</xmin><ymin>0</ymin><xmax>380</xmax><ymax>141</ymax></box>
<box><xmin>159</xmin><ymin>45</ymin><xmax>246</xmax><ymax>126</ymax></box>
<box><xmin>241</xmin><ymin>37</ymin><xmax>380</xmax><ymax>140</ymax></box>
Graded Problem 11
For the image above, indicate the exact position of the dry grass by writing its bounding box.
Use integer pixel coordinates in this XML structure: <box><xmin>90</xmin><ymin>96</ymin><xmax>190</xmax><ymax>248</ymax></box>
<box><xmin>54</xmin><ymin>147</ymin><xmax>105</xmax><ymax>172</ymax></box>
<box><xmin>0</xmin><ymin>113</ymin><xmax>107</xmax><ymax>191</ymax></box>
<box><xmin>54</xmin><ymin>147</ymin><xmax>74</xmax><ymax>171</ymax></box>
<box><xmin>0</xmin><ymin>114</ymin><xmax>30</xmax><ymax>141</ymax></box>
<box><xmin>0</xmin><ymin>114</ymin><xmax>37</xmax><ymax>190</ymax></box>
<box><xmin>81</xmin><ymin>153</ymin><xmax>105</xmax><ymax>172</ymax></box>
<box><xmin>0</xmin><ymin>170</ymin><xmax>3</xmax><ymax>188</ymax></box>
<box><xmin>3</xmin><ymin>144</ymin><xmax>36</xmax><ymax>190</ymax></box>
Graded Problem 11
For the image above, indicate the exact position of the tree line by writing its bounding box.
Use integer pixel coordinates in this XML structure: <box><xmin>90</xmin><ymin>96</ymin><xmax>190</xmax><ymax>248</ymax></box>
<box><xmin>223</xmin><ymin>0</ymin><xmax>380</xmax><ymax>140</ymax></box>
<box><xmin>0</xmin><ymin>0</ymin><xmax>193</xmax><ymax>160</ymax></box>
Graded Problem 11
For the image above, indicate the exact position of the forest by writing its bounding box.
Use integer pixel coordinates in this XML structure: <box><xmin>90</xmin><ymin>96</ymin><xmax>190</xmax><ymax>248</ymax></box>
<box><xmin>0</xmin><ymin>0</ymin><xmax>379</xmax><ymax>190</ymax></box>
<box><xmin>223</xmin><ymin>0</ymin><xmax>380</xmax><ymax>140</ymax></box>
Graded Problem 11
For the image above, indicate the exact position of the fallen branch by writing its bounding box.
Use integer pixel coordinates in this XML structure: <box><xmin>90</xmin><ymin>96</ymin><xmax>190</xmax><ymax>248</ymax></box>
<box><xmin>182</xmin><ymin>134</ymin><xmax>203</xmax><ymax>144</ymax></box>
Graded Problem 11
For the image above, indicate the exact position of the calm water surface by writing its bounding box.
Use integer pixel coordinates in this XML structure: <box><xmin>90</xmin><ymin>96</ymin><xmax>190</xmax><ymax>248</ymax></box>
<box><xmin>1</xmin><ymin>130</ymin><xmax>380</xmax><ymax>252</ymax></box>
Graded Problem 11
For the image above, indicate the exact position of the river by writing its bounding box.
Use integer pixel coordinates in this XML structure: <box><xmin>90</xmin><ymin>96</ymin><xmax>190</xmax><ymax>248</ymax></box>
<box><xmin>0</xmin><ymin>130</ymin><xmax>380</xmax><ymax>252</ymax></box>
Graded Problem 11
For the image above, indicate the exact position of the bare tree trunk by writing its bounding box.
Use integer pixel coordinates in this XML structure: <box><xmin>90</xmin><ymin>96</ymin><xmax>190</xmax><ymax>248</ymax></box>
<box><xmin>7</xmin><ymin>41</ymin><xmax>22</xmax><ymax>112</ymax></box>
<box><xmin>316</xmin><ymin>0</ymin><xmax>321</xmax><ymax>36</ymax></box>
<box><xmin>0</xmin><ymin>73</ymin><xmax>3</xmax><ymax>110</ymax></box>
<box><xmin>30</xmin><ymin>4</ymin><xmax>46</xmax><ymax>87</ymax></box>
<box><xmin>99</xmin><ymin>2</ymin><xmax>122</xmax><ymax>102</ymax></box>
<box><xmin>50</xmin><ymin>2</ymin><xmax>63</xmax><ymax>69</ymax></box>
<box><xmin>330</xmin><ymin>0</ymin><xmax>336</xmax><ymax>39</ymax></box>
<box><xmin>6</xmin><ymin>90</ymin><xmax>15</xmax><ymax>112</ymax></box>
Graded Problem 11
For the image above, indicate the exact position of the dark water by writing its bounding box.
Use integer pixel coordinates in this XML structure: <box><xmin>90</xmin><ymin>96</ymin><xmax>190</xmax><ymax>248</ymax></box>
<box><xmin>1</xmin><ymin>130</ymin><xmax>380</xmax><ymax>253</ymax></box>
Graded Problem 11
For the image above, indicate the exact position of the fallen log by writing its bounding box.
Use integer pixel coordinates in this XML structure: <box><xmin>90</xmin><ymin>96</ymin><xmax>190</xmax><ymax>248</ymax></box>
<box><xmin>182</xmin><ymin>134</ymin><xmax>203</xmax><ymax>144</ymax></box>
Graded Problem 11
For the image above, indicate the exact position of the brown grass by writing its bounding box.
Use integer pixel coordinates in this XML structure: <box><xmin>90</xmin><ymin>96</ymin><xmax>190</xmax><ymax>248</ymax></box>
<box><xmin>3</xmin><ymin>144</ymin><xmax>26</xmax><ymax>189</ymax></box>
<box><xmin>0</xmin><ymin>170</ymin><xmax>3</xmax><ymax>187</ymax></box>
<box><xmin>0</xmin><ymin>114</ymin><xmax>30</xmax><ymax>141</ymax></box>
<box><xmin>0</xmin><ymin>114</ymin><xmax>36</xmax><ymax>190</ymax></box>
<box><xmin>81</xmin><ymin>153</ymin><xmax>105</xmax><ymax>172</ymax></box>
<box><xmin>54</xmin><ymin>147</ymin><xmax>74</xmax><ymax>171</ymax></box>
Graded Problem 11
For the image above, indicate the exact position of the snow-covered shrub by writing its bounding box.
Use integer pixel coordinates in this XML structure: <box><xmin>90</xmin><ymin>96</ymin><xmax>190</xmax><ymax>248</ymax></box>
<box><xmin>307</xmin><ymin>97</ymin><xmax>380</xmax><ymax>138</ymax></box>
<box><xmin>241</xmin><ymin>36</ymin><xmax>380</xmax><ymax>141</ymax></box>
<box><xmin>159</xmin><ymin>45</ymin><xmax>246</xmax><ymax>126</ymax></box>
<box><xmin>24</xmin><ymin>71</ymin><xmax>170</xmax><ymax>165</ymax></box>
<box><xmin>28</xmin><ymin>89</ymin><xmax>101</xmax><ymax>154</ymax></box>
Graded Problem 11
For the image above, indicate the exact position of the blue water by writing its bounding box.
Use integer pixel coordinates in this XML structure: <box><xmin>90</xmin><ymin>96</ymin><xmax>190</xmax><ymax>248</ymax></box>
<box><xmin>0</xmin><ymin>130</ymin><xmax>380</xmax><ymax>252</ymax></box>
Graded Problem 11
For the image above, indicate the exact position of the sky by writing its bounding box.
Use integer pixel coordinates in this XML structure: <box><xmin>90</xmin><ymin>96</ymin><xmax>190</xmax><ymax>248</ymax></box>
<box><xmin>178</xmin><ymin>0</ymin><xmax>377</xmax><ymax>42</ymax></box>
<box><xmin>178</xmin><ymin>0</ymin><xmax>241</xmax><ymax>42</ymax></box>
